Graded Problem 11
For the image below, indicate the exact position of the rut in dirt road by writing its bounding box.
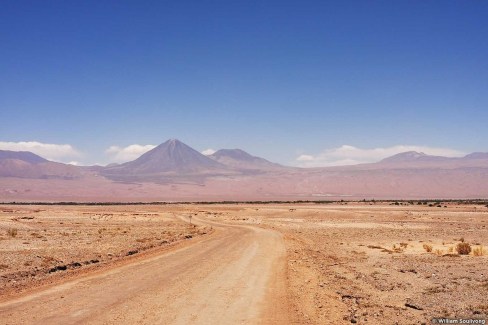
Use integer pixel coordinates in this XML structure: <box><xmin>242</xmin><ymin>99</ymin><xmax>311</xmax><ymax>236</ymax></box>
<box><xmin>0</xmin><ymin>219</ymin><xmax>289</xmax><ymax>325</ymax></box>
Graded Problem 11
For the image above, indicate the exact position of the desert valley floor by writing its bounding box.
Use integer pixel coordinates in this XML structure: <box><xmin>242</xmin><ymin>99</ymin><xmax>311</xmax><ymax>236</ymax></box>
<box><xmin>0</xmin><ymin>202</ymin><xmax>487</xmax><ymax>324</ymax></box>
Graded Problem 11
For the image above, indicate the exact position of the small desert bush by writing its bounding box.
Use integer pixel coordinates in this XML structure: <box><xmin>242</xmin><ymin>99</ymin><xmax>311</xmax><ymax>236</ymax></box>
<box><xmin>392</xmin><ymin>244</ymin><xmax>403</xmax><ymax>253</ymax></box>
<box><xmin>456</xmin><ymin>242</ymin><xmax>471</xmax><ymax>255</ymax></box>
<box><xmin>473</xmin><ymin>245</ymin><xmax>485</xmax><ymax>256</ymax></box>
<box><xmin>434</xmin><ymin>249</ymin><xmax>443</xmax><ymax>256</ymax></box>
<box><xmin>7</xmin><ymin>228</ymin><xmax>18</xmax><ymax>237</ymax></box>
<box><xmin>448</xmin><ymin>246</ymin><xmax>454</xmax><ymax>253</ymax></box>
<box><xmin>423</xmin><ymin>244</ymin><xmax>433</xmax><ymax>253</ymax></box>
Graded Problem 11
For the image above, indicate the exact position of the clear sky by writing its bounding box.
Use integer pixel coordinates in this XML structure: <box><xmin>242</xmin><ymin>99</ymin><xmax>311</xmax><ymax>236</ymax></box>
<box><xmin>1</xmin><ymin>1</ymin><xmax>487</xmax><ymax>166</ymax></box>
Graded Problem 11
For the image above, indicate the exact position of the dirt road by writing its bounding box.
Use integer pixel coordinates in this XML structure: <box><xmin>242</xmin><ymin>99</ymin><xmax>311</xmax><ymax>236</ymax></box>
<box><xmin>0</xmin><ymin>216</ymin><xmax>289</xmax><ymax>324</ymax></box>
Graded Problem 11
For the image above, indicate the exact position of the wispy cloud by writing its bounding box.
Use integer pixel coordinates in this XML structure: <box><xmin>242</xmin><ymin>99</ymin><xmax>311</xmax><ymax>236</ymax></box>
<box><xmin>105</xmin><ymin>144</ymin><xmax>156</xmax><ymax>163</ymax></box>
<box><xmin>0</xmin><ymin>141</ymin><xmax>81</xmax><ymax>162</ymax></box>
<box><xmin>201</xmin><ymin>148</ymin><xmax>216</xmax><ymax>156</ymax></box>
<box><xmin>295</xmin><ymin>145</ymin><xmax>466</xmax><ymax>167</ymax></box>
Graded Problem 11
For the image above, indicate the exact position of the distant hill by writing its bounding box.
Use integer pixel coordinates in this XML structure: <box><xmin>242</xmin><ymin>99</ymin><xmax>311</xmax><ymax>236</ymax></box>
<box><xmin>209</xmin><ymin>149</ymin><xmax>282</xmax><ymax>171</ymax></box>
<box><xmin>464</xmin><ymin>152</ymin><xmax>488</xmax><ymax>160</ymax></box>
<box><xmin>374</xmin><ymin>151</ymin><xmax>488</xmax><ymax>169</ymax></box>
<box><xmin>0</xmin><ymin>150</ymin><xmax>82</xmax><ymax>179</ymax></box>
<box><xmin>380</xmin><ymin>151</ymin><xmax>443</xmax><ymax>163</ymax></box>
<box><xmin>0</xmin><ymin>150</ymin><xmax>48</xmax><ymax>164</ymax></box>
<box><xmin>1</xmin><ymin>145</ymin><xmax>487</xmax><ymax>201</ymax></box>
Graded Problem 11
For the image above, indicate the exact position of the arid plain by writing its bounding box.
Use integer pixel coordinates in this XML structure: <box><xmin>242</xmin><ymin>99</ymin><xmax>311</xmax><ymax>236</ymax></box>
<box><xmin>1</xmin><ymin>202</ymin><xmax>487</xmax><ymax>324</ymax></box>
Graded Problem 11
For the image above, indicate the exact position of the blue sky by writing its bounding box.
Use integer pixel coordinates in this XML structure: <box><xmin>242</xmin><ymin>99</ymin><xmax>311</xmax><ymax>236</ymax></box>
<box><xmin>1</xmin><ymin>1</ymin><xmax>487</xmax><ymax>166</ymax></box>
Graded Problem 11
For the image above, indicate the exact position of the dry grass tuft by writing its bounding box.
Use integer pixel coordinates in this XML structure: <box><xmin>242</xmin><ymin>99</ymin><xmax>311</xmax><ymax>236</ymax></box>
<box><xmin>456</xmin><ymin>242</ymin><xmax>471</xmax><ymax>255</ymax></box>
<box><xmin>423</xmin><ymin>244</ymin><xmax>433</xmax><ymax>253</ymax></box>
<box><xmin>392</xmin><ymin>244</ymin><xmax>403</xmax><ymax>253</ymax></box>
<box><xmin>7</xmin><ymin>228</ymin><xmax>18</xmax><ymax>237</ymax></box>
<box><xmin>472</xmin><ymin>245</ymin><xmax>485</xmax><ymax>256</ymax></box>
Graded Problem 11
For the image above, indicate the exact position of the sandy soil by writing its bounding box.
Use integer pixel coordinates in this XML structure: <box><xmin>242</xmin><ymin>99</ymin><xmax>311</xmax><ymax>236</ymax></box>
<box><xmin>196</xmin><ymin>202</ymin><xmax>488</xmax><ymax>324</ymax></box>
<box><xmin>0</xmin><ymin>205</ymin><xmax>211</xmax><ymax>297</ymax></box>
<box><xmin>1</xmin><ymin>203</ymin><xmax>487</xmax><ymax>324</ymax></box>
<box><xmin>0</xmin><ymin>205</ymin><xmax>288</xmax><ymax>324</ymax></box>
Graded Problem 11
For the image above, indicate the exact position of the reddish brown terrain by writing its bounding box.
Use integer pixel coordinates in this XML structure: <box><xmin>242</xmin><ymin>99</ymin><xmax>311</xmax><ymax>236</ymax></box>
<box><xmin>1</xmin><ymin>139</ymin><xmax>488</xmax><ymax>202</ymax></box>
<box><xmin>1</xmin><ymin>202</ymin><xmax>487</xmax><ymax>324</ymax></box>
<box><xmin>0</xmin><ymin>205</ymin><xmax>212</xmax><ymax>298</ymax></box>
<box><xmin>1</xmin><ymin>140</ymin><xmax>487</xmax><ymax>324</ymax></box>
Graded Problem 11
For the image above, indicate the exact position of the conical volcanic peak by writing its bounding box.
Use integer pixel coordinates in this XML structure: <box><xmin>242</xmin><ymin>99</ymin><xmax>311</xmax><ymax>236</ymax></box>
<box><xmin>103</xmin><ymin>139</ymin><xmax>226</xmax><ymax>175</ymax></box>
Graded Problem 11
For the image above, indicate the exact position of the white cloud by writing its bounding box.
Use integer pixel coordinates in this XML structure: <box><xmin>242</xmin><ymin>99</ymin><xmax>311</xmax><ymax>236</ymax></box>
<box><xmin>105</xmin><ymin>144</ymin><xmax>156</xmax><ymax>163</ymax></box>
<box><xmin>201</xmin><ymin>148</ymin><xmax>216</xmax><ymax>156</ymax></box>
<box><xmin>295</xmin><ymin>145</ymin><xmax>465</xmax><ymax>167</ymax></box>
<box><xmin>296</xmin><ymin>154</ymin><xmax>314</xmax><ymax>161</ymax></box>
<box><xmin>0</xmin><ymin>141</ymin><xmax>81</xmax><ymax>162</ymax></box>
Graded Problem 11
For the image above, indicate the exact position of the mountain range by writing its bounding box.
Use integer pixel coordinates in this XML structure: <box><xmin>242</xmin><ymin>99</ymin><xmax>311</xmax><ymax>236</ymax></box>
<box><xmin>1</xmin><ymin>139</ymin><xmax>488</xmax><ymax>201</ymax></box>
<box><xmin>0</xmin><ymin>150</ymin><xmax>82</xmax><ymax>179</ymax></box>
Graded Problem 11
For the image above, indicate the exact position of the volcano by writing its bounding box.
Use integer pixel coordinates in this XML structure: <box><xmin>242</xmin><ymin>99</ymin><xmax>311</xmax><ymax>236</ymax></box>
<box><xmin>101</xmin><ymin>139</ymin><xmax>229</xmax><ymax>181</ymax></box>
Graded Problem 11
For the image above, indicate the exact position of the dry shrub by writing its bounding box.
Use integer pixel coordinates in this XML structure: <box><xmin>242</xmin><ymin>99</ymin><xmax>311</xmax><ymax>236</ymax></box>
<box><xmin>456</xmin><ymin>242</ymin><xmax>471</xmax><ymax>255</ymax></box>
<box><xmin>473</xmin><ymin>245</ymin><xmax>485</xmax><ymax>256</ymax></box>
<box><xmin>435</xmin><ymin>249</ymin><xmax>443</xmax><ymax>256</ymax></box>
<box><xmin>400</xmin><ymin>242</ymin><xmax>408</xmax><ymax>248</ymax></box>
<box><xmin>392</xmin><ymin>244</ymin><xmax>403</xmax><ymax>253</ymax></box>
<box><xmin>41</xmin><ymin>256</ymin><xmax>56</xmax><ymax>267</ymax></box>
<box><xmin>7</xmin><ymin>228</ymin><xmax>18</xmax><ymax>237</ymax></box>
<box><xmin>448</xmin><ymin>246</ymin><xmax>454</xmax><ymax>253</ymax></box>
<box><xmin>423</xmin><ymin>244</ymin><xmax>433</xmax><ymax>253</ymax></box>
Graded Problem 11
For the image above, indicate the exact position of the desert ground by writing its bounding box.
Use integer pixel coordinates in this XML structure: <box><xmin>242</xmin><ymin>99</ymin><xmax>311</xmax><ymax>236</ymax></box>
<box><xmin>0</xmin><ymin>202</ymin><xmax>487</xmax><ymax>324</ymax></box>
